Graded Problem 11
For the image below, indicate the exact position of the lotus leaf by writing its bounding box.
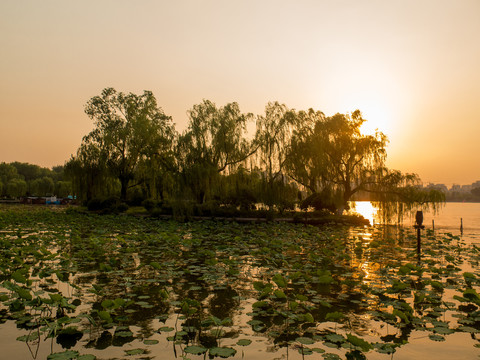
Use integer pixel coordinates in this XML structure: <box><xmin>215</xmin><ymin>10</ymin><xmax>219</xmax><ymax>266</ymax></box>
<box><xmin>325</xmin><ymin>334</ymin><xmax>345</xmax><ymax>343</ymax></box>
<box><xmin>346</xmin><ymin>334</ymin><xmax>372</xmax><ymax>351</ymax></box>
<box><xmin>296</xmin><ymin>336</ymin><xmax>315</xmax><ymax>345</ymax></box>
<box><xmin>47</xmin><ymin>350</ymin><xmax>80</xmax><ymax>360</ymax></box>
<box><xmin>124</xmin><ymin>348</ymin><xmax>146</xmax><ymax>355</ymax></box>
<box><xmin>322</xmin><ymin>353</ymin><xmax>342</xmax><ymax>360</ymax></box>
<box><xmin>209</xmin><ymin>347</ymin><xmax>237</xmax><ymax>358</ymax></box>
<box><xmin>237</xmin><ymin>339</ymin><xmax>252</xmax><ymax>346</ymax></box>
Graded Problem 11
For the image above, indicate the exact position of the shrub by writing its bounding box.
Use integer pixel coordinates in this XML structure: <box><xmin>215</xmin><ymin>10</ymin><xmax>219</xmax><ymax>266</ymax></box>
<box><xmin>87</xmin><ymin>197</ymin><xmax>127</xmax><ymax>214</ymax></box>
<box><xmin>116</xmin><ymin>203</ymin><xmax>129</xmax><ymax>213</ymax></box>
<box><xmin>87</xmin><ymin>198</ymin><xmax>104</xmax><ymax>211</ymax></box>
<box><xmin>292</xmin><ymin>211</ymin><xmax>305</xmax><ymax>223</ymax></box>
<box><xmin>101</xmin><ymin>197</ymin><xmax>119</xmax><ymax>210</ymax></box>
<box><xmin>142</xmin><ymin>199</ymin><xmax>157</xmax><ymax>212</ymax></box>
<box><xmin>127</xmin><ymin>187</ymin><xmax>145</xmax><ymax>206</ymax></box>
<box><xmin>171</xmin><ymin>200</ymin><xmax>194</xmax><ymax>221</ymax></box>
<box><xmin>300</xmin><ymin>191</ymin><xmax>337</xmax><ymax>213</ymax></box>
<box><xmin>265</xmin><ymin>211</ymin><xmax>275</xmax><ymax>222</ymax></box>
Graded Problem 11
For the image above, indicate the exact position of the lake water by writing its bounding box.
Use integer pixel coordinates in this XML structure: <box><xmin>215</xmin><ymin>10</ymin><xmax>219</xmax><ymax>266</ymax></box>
<box><xmin>354</xmin><ymin>201</ymin><xmax>480</xmax><ymax>232</ymax></box>
<box><xmin>1</xmin><ymin>205</ymin><xmax>480</xmax><ymax>360</ymax></box>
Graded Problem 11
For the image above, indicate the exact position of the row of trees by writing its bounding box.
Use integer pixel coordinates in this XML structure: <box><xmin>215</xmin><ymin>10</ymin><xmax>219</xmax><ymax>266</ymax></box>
<box><xmin>0</xmin><ymin>162</ymin><xmax>71</xmax><ymax>198</ymax></box>
<box><xmin>446</xmin><ymin>187</ymin><xmax>480</xmax><ymax>202</ymax></box>
<box><xmin>65</xmin><ymin>88</ymin><xmax>443</xmax><ymax>214</ymax></box>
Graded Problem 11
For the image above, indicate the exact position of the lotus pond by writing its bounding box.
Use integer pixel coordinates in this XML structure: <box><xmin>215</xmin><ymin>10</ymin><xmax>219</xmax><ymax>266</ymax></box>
<box><xmin>0</xmin><ymin>206</ymin><xmax>479</xmax><ymax>360</ymax></box>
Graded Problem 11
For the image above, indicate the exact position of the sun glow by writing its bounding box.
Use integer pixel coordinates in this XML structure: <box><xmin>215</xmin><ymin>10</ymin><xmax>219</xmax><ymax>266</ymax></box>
<box><xmin>330</xmin><ymin>78</ymin><xmax>398</xmax><ymax>139</ymax></box>
<box><xmin>359</xmin><ymin>104</ymin><xmax>393</xmax><ymax>136</ymax></box>
<box><xmin>351</xmin><ymin>201</ymin><xmax>378</xmax><ymax>226</ymax></box>
<box><xmin>336</xmin><ymin>97</ymin><xmax>394</xmax><ymax>138</ymax></box>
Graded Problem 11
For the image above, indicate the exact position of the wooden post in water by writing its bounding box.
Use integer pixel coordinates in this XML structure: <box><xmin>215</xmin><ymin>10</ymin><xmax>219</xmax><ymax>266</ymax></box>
<box><xmin>460</xmin><ymin>218</ymin><xmax>463</xmax><ymax>234</ymax></box>
<box><xmin>432</xmin><ymin>219</ymin><xmax>435</xmax><ymax>231</ymax></box>
<box><xmin>416</xmin><ymin>227</ymin><xmax>421</xmax><ymax>254</ymax></box>
<box><xmin>414</xmin><ymin>211</ymin><xmax>425</xmax><ymax>256</ymax></box>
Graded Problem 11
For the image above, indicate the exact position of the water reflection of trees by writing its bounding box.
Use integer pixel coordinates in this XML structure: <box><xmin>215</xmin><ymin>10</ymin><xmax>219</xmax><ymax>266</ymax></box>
<box><xmin>6</xmin><ymin>211</ymin><xmax>479</xmax><ymax>359</ymax></box>
<box><xmin>245</xmin><ymin>225</ymin><xmax>429</xmax><ymax>354</ymax></box>
<box><xmin>66</xmin><ymin>225</ymin><xmax>246</xmax><ymax>353</ymax></box>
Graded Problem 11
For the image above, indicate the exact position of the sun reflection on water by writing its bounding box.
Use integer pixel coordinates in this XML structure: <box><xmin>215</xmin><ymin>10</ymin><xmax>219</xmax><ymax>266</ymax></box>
<box><xmin>350</xmin><ymin>201</ymin><xmax>378</xmax><ymax>226</ymax></box>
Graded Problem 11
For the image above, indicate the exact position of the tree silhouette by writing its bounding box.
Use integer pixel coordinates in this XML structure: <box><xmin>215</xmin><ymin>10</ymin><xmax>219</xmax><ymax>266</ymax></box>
<box><xmin>80</xmin><ymin>88</ymin><xmax>175</xmax><ymax>201</ymax></box>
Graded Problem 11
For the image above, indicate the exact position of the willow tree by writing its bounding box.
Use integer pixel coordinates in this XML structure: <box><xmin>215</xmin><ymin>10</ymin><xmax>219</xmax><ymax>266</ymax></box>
<box><xmin>30</xmin><ymin>176</ymin><xmax>54</xmax><ymax>196</ymax></box>
<box><xmin>285</xmin><ymin>108</ymin><xmax>327</xmax><ymax>193</ymax></box>
<box><xmin>254</xmin><ymin>102</ymin><xmax>301</xmax><ymax>208</ymax></box>
<box><xmin>64</xmin><ymin>142</ymin><xmax>112</xmax><ymax>201</ymax></box>
<box><xmin>369</xmin><ymin>168</ymin><xmax>446</xmax><ymax>223</ymax></box>
<box><xmin>310</xmin><ymin>110</ymin><xmax>388</xmax><ymax>211</ymax></box>
<box><xmin>5</xmin><ymin>178</ymin><xmax>27</xmax><ymax>198</ymax></box>
<box><xmin>80</xmin><ymin>88</ymin><xmax>175</xmax><ymax>201</ymax></box>
<box><xmin>177</xmin><ymin>100</ymin><xmax>254</xmax><ymax>203</ymax></box>
<box><xmin>0</xmin><ymin>163</ymin><xmax>19</xmax><ymax>197</ymax></box>
<box><xmin>286</xmin><ymin>109</ymin><xmax>444</xmax><ymax>216</ymax></box>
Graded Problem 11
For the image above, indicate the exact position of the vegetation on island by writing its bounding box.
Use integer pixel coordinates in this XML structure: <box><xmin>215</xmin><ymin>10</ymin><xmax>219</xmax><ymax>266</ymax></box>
<box><xmin>59</xmin><ymin>87</ymin><xmax>443</xmax><ymax>219</ymax></box>
<box><xmin>0</xmin><ymin>87</ymin><xmax>446</xmax><ymax>220</ymax></box>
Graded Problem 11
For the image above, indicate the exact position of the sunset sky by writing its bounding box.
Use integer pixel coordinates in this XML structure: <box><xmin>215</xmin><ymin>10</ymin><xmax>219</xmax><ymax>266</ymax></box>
<box><xmin>1</xmin><ymin>0</ymin><xmax>479</xmax><ymax>186</ymax></box>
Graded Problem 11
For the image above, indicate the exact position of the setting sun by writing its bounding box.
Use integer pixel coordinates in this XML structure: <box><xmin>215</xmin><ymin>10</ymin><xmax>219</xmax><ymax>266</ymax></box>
<box><xmin>351</xmin><ymin>201</ymin><xmax>378</xmax><ymax>225</ymax></box>
<box><xmin>359</xmin><ymin>104</ymin><xmax>394</xmax><ymax>137</ymax></box>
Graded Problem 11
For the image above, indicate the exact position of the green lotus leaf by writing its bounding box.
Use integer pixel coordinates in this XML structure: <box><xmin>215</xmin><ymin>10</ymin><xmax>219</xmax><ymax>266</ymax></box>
<box><xmin>325</xmin><ymin>312</ymin><xmax>344</xmax><ymax>322</ymax></box>
<box><xmin>124</xmin><ymin>348</ymin><xmax>146</xmax><ymax>355</ymax></box>
<box><xmin>237</xmin><ymin>339</ymin><xmax>252</xmax><ymax>346</ymax></box>
<box><xmin>47</xmin><ymin>350</ymin><xmax>80</xmax><ymax>360</ymax></box>
<box><xmin>432</xmin><ymin>326</ymin><xmax>454</xmax><ymax>335</ymax></box>
<box><xmin>115</xmin><ymin>331</ymin><xmax>134</xmax><ymax>337</ymax></box>
<box><xmin>430</xmin><ymin>281</ymin><xmax>444</xmax><ymax>291</ymax></box>
<box><xmin>457</xmin><ymin>326</ymin><xmax>479</xmax><ymax>333</ymax></box>
<box><xmin>322</xmin><ymin>353</ymin><xmax>342</xmax><ymax>360</ymax></box>
<box><xmin>325</xmin><ymin>334</ymin><xmax>345</xmax><ymax>343</ymax></box>
<box><xmin>17</xmin><ymin>332</ymin><xmax>39</xmax><ymax>342</ymax></box>
<box><xmin>252</xmin><ymin>301</ymin><xmax>269</xmax><ymax>308</ymax></box>
<box><xmin>346</xmin><ymin>334</ymin><xmax>372</xmax><ymax>351</ymax></box>
<box><xmin>317</xmin><ymin>274</ymin><xmax>334</xmax><ymax>284</ymax></box>
<box><xmin>429</xmin><ymin>334</ymin><xmax>446</xmax><ymax>341</ymax></box>
<box><xmin>12</xmin><ymin>270</ymin><xmax>28</xmax><ymax>284</ymax></box>
<box><xmin>298</xmin><ymin>347</ymin><xmax>313</xmax><ymax>355</ymax></box>
<box><xmin>296</xmin><ymin>337</ymin><xmax>315</xmax><ymax>345</ymax></box>
<box><xmin>143</xmin><ymin>339</ymin><xmax>159</xmax><ymax>345</ymax></box>
<box><xmin>97</xmin><ymin>310</ymin><xmax>112</xmax><ymax>323</ymax></box>
<box><xmin>209</xmin><ymin>347</ymin><xmax>237</xmax><ymax>358</ymax></box>
<box><xmin>16</xmin><ymin>288</ymin><xmax>32</xmax><ymax>301</ymax></box>
<box><xmin>272</xmin><ymin>274</ymin><xmax>287</xmax><ymax>288</ymax></box>
<box><xmin>101</xmin><ymin>299</ymin><xmax>114</xmax><ymax>309</ymax></box>
<box><xmin>158</xmin><ymin>326</ymin><xmax>174</xmax><ymax>332</ymax></box>
<box><xmin>78</xmin><ymin>355</ymin><xmax>96</xmax><ymax>360</ymax></box>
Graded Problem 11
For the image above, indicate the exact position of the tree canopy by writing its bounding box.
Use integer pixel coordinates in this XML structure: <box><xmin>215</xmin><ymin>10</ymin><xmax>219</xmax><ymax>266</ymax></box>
<box><xmin>0</xmin><ymin>161</ymin><xmax>70</xmax><ymax>198</ymax></box>
<box><xmin>60</xmin><ymin>87</ymin><xmax>444</xmax><ymax>220</ymax></box>
<box><xmin>176</xmin><ymin>100</ymin><xmax>253</xmax><ymax>203</ymax></box>
<box><xmin>310</xmin><ymin>110</ymin><xmax>388</xmax><ymax>211</ymax></box>
<box><xmin>70</xmin><ymin>88</ymin><xmax>176</xmax><ymax>201</ymax></box>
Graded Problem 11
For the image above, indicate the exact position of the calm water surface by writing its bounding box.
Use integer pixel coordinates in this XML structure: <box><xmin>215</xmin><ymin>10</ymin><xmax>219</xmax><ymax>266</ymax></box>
<box><xmin>355</xmin><ymin>201</ymin><xmax>480</xmax><ymax>232</ymax></box>
<box><xmin>1</xmin><ymin>205</ymin><xmax>479</xmax><ymax>360</ymax></box>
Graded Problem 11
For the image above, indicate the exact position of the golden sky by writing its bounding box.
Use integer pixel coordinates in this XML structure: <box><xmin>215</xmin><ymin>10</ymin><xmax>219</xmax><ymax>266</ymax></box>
<box><xmin>1</xmin><ymin>0</ymin><xmax>479</xmax><ymax>186</ymax></box>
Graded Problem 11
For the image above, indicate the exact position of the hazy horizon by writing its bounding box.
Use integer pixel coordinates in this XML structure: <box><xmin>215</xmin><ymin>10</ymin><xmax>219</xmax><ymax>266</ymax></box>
<box><xmin>1</xmin><ymin>0</ymin><xmax>479</xmax><ymax>186</ymax></box>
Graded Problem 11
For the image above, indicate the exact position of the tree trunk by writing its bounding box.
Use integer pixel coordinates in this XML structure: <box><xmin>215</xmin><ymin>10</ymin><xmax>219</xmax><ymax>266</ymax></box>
<box><xmin>342</xmin><ymin>181</ymin><xmax>352</xmax><ymax>213</ymax></box>
<box><xmin>120</xmin><ymin>177</ymin><xmax>128</xmax><ymax>201</ymax></box>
